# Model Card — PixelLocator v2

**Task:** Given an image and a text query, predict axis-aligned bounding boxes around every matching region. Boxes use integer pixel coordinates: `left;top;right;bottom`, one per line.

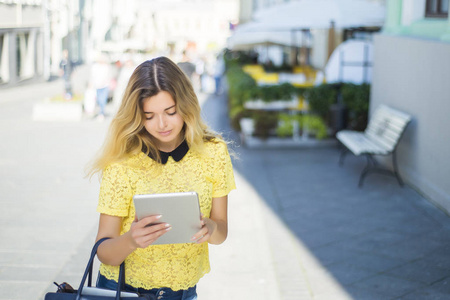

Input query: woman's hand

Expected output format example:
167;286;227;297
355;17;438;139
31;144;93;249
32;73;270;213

129;215;171;248
191;214;217;244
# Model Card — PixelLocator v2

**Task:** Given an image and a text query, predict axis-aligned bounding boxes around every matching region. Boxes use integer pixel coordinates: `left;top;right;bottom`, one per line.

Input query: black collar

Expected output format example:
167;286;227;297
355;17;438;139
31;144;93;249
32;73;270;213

145;140;189;164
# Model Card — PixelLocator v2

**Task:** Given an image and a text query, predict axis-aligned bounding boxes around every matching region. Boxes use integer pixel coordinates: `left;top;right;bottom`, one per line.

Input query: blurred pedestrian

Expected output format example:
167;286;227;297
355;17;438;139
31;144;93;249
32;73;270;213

213;53;225;95
195;56;207;92
112;55;136;114
87;56;236;300
59;49;73;100
177;50;196;82
83;83;97;117
89;53;111;121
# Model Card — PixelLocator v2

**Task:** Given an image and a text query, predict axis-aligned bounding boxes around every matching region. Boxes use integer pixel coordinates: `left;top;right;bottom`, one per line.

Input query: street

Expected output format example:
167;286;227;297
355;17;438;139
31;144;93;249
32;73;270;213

2;72;450;300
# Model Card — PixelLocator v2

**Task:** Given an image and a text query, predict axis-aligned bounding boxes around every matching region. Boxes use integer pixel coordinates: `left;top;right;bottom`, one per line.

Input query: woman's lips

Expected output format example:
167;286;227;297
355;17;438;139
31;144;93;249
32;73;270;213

158;130;172;136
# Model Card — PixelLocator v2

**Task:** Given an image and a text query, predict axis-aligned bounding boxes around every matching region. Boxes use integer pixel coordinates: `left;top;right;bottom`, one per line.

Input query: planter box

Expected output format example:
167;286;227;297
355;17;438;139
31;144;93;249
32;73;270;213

242;136;337;149
239;117;255;140
32;99;83;121
244;98;299;111
239;116;336;148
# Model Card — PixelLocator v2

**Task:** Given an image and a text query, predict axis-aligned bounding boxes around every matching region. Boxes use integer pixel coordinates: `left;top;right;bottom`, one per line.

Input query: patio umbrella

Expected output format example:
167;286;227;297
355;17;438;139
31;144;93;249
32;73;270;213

227;20;314;50
252;0;385;30
227;21;309;50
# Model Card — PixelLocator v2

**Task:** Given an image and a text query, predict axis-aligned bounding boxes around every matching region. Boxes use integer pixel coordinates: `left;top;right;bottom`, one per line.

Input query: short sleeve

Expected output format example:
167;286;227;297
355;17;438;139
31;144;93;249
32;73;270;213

97;163;132;217
212;142;236;198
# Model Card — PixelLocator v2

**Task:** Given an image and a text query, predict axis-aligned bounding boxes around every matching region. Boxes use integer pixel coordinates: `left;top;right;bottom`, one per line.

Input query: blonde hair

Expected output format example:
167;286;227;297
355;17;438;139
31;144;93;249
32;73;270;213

87;56;220;177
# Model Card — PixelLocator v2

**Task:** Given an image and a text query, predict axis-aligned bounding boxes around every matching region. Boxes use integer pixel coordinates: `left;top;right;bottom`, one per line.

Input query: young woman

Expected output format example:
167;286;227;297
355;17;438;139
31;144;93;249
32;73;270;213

88;56;236;300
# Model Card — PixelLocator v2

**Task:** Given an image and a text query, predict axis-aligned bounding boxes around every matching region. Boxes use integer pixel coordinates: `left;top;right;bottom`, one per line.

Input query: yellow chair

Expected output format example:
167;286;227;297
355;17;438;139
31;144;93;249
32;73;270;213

253;72;279;84
293;66;305;74
242;64;265;75
292;82;314;88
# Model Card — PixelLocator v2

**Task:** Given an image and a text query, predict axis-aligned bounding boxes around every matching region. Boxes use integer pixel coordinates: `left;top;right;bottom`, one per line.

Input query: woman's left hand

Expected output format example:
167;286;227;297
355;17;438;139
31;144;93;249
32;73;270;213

191;214;217;244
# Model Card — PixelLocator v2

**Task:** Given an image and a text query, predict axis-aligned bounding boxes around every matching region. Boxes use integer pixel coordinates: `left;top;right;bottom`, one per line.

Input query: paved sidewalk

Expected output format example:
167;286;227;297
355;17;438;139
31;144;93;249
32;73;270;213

0;78;108;299
201;91;450;299
1;71;450;300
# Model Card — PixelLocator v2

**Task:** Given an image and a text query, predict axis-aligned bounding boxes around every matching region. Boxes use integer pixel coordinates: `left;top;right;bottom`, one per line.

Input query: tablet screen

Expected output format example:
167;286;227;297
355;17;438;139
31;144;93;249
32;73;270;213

133;192;202;245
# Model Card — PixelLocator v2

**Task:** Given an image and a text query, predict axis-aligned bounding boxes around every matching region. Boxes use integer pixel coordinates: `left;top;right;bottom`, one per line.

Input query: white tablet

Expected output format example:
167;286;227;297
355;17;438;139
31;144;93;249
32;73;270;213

133;191;202;245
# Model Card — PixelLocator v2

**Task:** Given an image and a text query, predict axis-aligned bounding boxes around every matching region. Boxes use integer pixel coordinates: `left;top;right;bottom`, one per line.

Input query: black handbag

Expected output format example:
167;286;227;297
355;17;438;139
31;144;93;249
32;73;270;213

45;238;155;300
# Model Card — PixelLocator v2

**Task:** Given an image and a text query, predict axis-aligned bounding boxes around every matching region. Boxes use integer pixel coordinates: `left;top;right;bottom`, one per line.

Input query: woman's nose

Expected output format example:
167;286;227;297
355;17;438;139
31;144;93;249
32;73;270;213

157;115;167;128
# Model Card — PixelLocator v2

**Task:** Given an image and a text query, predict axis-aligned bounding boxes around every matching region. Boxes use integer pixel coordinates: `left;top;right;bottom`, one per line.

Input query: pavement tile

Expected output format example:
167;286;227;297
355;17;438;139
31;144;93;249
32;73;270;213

325;228;414;255
294;227;356;249
0;250;67;267
345;285;396;300
342;252;407;273
325;261;377;285
331;220;384;237
418;244;450;270
384;215;442;236
399;290;450;300
0;281;49;300
398;278;450;299
311;245;363;266
374;233;449;261
348;274;426;298
385;259;450;284
0;265;57;282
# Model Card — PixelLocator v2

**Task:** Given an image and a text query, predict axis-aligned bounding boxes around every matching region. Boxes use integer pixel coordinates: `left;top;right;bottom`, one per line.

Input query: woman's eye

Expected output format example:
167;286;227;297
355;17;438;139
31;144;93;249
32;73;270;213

168;111;177;116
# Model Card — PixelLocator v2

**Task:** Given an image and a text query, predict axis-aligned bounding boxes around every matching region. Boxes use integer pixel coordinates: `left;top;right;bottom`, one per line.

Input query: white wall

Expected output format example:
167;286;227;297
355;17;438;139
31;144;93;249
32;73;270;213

401;0;426;26
371;34;450;214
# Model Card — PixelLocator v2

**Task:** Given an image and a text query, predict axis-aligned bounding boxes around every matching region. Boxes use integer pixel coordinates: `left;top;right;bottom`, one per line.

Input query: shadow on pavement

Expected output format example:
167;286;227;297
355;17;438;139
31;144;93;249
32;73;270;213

201;92;450;300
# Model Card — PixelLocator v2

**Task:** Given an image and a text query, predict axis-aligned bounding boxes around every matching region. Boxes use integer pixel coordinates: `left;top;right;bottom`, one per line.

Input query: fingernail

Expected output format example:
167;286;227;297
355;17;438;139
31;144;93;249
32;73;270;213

156;215;162;219
165;223;170;227
166;226;172;231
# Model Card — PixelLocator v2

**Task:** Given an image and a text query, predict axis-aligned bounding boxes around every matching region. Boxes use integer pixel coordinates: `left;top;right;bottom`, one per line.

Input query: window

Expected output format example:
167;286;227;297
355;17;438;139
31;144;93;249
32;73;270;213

426;0;449;18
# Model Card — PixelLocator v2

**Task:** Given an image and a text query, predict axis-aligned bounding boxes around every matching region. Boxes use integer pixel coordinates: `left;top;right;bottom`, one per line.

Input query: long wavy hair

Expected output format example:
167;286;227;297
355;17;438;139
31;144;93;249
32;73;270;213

87;56;220;177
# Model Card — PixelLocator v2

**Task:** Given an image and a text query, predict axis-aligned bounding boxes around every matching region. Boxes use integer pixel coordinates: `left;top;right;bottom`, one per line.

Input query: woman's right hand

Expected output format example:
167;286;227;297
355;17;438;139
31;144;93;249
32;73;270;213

129;215;171;248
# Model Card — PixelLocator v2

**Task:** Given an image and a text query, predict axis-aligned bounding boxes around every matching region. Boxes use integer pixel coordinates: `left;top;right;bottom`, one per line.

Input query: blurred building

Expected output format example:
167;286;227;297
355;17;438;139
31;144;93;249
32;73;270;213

0;0;238;88
371;0;450;214
239;0;288;23
0;0;46;85
94;0;239;61
0;0;85;86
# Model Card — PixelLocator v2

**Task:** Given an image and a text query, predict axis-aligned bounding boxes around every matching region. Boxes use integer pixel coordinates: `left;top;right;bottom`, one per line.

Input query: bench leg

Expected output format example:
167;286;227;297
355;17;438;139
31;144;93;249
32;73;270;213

358;152;404;187
392;151;404;186
339;148;349;166
358;154;376;187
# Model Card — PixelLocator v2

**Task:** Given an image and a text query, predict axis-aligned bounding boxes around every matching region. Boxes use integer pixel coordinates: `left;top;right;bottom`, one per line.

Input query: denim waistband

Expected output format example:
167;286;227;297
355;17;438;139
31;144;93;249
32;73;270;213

96;272;197;300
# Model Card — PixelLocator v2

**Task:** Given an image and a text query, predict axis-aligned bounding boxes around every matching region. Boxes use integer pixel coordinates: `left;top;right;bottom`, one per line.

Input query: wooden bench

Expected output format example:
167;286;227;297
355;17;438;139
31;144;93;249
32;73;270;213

336;104;412;187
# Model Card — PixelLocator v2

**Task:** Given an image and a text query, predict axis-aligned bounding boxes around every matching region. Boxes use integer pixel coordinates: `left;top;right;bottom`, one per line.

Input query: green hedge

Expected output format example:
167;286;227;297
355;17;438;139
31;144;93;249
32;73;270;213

225;63;371;137
341;83;370;131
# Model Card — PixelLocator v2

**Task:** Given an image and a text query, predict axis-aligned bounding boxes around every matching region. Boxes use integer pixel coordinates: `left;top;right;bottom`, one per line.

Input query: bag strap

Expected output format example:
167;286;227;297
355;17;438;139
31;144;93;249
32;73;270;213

75;237;126;300
87;237;111;287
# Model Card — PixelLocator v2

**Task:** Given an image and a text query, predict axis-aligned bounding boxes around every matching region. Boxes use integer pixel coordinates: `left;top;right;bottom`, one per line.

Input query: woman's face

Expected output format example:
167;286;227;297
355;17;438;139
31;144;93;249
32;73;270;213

142;91;184;152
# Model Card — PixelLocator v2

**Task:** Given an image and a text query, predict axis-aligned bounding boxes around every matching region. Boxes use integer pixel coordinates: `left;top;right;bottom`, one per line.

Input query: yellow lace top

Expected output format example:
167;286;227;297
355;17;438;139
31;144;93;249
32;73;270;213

97;140;236;291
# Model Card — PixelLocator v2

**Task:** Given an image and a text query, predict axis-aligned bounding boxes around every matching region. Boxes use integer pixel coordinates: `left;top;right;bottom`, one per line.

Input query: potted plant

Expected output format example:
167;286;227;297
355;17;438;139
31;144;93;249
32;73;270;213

252;111;279;139
276;113;328;140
